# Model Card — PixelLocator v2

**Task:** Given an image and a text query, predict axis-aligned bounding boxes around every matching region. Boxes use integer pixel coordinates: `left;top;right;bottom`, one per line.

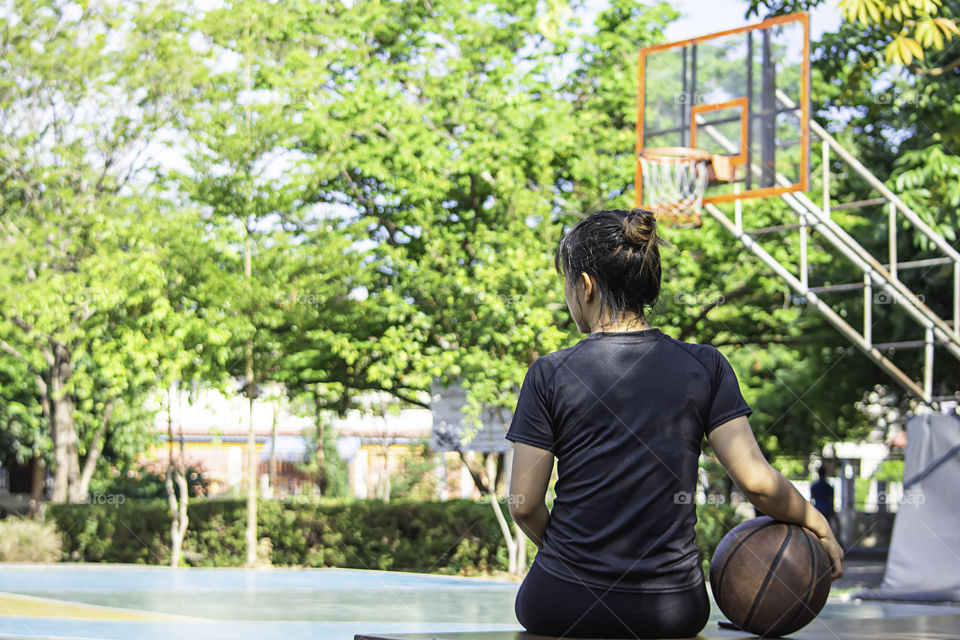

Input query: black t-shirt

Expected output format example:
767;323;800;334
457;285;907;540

505;328;752;592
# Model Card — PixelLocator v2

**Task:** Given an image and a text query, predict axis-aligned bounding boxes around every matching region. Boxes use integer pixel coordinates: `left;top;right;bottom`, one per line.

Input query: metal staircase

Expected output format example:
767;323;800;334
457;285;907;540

697;96;960;409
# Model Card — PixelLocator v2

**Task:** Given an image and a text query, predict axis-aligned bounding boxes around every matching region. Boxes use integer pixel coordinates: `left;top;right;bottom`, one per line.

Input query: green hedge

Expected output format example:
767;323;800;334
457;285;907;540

50;498;508;573
693;503;744;574
49;498;740;576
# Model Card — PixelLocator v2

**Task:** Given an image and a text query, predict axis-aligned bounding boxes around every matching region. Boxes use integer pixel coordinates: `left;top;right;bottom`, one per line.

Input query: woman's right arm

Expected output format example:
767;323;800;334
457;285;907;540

508;441;554;549
707;415;845;579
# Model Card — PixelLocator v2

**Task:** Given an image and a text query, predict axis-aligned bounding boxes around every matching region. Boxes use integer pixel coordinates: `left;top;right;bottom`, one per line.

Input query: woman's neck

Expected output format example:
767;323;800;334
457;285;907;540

591;318;651;333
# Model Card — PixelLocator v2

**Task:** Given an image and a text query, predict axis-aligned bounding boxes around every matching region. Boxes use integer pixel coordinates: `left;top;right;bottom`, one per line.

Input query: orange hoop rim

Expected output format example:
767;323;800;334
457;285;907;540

638;146;713;163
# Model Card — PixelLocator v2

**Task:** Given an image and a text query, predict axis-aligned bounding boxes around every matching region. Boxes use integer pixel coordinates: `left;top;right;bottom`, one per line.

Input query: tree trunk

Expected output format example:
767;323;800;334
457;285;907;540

315;391;326;495
504;447;528;576
75;426;104;501
458;450;489;496
75;399;113;501
475;448;525;575
245;348;257;567
494;451;507;495
166;385;189;568
29;459;45;514
243;222;259;567
50;343;79;504
381;439;391;503
489;490;517;574
267;401;277;498
514;522;527;575
485;452;498;495
167;468;189;568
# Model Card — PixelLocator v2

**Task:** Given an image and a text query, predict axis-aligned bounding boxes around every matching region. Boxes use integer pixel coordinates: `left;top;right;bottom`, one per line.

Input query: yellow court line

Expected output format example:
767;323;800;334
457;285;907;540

0;592;194;621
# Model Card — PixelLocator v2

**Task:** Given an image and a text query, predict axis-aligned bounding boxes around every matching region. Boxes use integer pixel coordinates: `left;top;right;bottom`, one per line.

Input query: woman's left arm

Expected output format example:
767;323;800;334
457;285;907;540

507;441;554;548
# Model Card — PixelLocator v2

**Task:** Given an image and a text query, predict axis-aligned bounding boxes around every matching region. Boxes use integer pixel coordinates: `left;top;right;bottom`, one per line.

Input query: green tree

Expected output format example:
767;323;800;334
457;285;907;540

148;203;240;566
751;0;958;65
0;0;204;502
277;0;685;573
174;0;344;565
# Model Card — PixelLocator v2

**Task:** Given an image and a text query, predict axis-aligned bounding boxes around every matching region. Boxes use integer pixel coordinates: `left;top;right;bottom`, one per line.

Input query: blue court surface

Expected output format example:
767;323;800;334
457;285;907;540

1;564;959;640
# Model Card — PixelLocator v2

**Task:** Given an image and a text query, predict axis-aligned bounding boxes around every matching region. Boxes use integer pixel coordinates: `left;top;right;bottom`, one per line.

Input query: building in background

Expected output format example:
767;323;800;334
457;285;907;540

143;386;484;500
144;385;313;495
329;394;481;500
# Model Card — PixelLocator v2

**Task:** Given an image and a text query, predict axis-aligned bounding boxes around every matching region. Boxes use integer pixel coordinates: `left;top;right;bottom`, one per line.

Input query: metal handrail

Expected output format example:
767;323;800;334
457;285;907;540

704;202;928;401
694;102;960;404
817;128;960;342
812;118;960;263
696;111;960;357
778;89;960;341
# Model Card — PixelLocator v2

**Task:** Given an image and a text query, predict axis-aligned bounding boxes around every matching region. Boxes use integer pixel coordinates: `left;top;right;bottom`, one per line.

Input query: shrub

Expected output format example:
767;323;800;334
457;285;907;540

695;502;744;576
50;498;741;577
389;439;438;501
92;465;209;499
49;497;507;575
0;517;63;562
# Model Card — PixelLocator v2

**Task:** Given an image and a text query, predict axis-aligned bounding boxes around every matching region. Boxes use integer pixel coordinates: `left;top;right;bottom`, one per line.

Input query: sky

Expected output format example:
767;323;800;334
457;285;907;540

662;0;843;42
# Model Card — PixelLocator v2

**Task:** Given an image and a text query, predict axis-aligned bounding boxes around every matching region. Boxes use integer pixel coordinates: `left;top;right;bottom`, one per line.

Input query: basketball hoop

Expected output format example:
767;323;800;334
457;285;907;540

635;12;810;217
638;147;712;221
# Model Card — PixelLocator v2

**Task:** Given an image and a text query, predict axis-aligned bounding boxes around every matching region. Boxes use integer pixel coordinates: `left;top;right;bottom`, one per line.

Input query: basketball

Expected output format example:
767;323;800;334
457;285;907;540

709;517;832;637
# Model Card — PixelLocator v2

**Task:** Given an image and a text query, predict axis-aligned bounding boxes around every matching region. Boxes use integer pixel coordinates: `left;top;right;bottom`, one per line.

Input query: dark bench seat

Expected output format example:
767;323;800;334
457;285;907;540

355;611;960;640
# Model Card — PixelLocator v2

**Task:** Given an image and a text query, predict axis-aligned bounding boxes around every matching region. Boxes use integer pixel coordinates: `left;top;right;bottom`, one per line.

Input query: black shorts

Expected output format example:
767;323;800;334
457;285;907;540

514;560;710;639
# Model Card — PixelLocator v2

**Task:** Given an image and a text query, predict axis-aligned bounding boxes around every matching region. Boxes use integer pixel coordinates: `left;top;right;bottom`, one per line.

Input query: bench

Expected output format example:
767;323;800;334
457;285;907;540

354;611;960;639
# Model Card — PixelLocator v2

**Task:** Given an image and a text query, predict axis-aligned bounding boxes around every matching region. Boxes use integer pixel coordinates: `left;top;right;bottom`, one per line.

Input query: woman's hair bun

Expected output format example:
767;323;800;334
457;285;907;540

622;208;657;247
554;207;669;317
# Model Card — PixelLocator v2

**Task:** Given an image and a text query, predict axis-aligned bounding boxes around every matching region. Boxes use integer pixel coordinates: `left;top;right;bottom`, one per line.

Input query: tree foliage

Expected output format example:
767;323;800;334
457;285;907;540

0;0;209;501
750;0;959;65
5;0;954;508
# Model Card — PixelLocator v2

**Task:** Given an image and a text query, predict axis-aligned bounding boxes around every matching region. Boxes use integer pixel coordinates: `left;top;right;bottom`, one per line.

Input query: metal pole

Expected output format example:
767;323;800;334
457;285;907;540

699;105;960;360
889;201;898;281
822;139;830;219
761;31;776;188
955;261;959;339
786;188;960;360
864;272;872;347
800;210;808;289
734;182;742;233
924;326;935;403
681;47;688;146
781;191;960;361
747;31;754;192
778;88;960;264
812;117;960;263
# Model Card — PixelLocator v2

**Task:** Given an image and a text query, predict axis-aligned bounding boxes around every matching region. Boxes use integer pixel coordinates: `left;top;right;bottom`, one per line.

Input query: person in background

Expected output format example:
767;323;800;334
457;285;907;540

810;468;838;535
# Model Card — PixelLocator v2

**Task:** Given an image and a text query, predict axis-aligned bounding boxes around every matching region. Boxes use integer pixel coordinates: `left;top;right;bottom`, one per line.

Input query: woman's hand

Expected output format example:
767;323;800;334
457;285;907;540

817;532;844;580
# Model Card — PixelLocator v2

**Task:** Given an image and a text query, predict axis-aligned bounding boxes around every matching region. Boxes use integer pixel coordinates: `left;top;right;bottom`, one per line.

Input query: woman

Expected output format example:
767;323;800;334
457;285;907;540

506;208;843;639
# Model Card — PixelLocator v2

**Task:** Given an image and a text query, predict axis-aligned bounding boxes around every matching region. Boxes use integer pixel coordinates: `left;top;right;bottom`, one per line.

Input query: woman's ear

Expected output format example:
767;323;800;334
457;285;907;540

579;271;595;304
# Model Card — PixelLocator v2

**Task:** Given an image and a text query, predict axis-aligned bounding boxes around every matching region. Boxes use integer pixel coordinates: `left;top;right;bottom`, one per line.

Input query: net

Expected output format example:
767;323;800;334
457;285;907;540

638;147;711;220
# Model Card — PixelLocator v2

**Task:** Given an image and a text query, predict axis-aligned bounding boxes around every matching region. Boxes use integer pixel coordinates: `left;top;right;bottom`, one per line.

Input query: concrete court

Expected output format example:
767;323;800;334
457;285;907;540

0;564;957;640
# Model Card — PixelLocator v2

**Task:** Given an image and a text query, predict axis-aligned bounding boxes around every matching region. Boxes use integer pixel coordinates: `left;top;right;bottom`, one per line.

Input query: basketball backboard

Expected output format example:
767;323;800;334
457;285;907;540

635;12;810;214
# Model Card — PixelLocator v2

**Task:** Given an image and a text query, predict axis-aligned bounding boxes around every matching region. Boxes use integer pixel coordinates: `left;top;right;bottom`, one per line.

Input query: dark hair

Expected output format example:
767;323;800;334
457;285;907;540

554;208;668;324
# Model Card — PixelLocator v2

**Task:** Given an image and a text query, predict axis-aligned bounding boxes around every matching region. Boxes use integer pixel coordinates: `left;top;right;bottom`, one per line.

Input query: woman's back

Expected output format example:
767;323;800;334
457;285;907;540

506;208;840;639
506;327;752;592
